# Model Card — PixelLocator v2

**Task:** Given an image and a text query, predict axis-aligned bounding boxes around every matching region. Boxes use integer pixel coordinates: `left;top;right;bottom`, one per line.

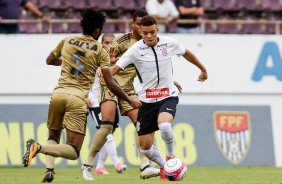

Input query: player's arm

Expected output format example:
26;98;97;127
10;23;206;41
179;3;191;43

174;81;183;93
182;49;207;82
102;68;141;108
46;52;62;66
110;65;122;75
46;39;65;66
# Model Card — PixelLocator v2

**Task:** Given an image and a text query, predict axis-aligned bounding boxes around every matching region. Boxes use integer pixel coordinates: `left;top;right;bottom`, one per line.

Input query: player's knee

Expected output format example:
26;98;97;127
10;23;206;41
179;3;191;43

158;122;174;143
68;144;80;160
100;121;114;134
47;138;59;144
140;146;154;159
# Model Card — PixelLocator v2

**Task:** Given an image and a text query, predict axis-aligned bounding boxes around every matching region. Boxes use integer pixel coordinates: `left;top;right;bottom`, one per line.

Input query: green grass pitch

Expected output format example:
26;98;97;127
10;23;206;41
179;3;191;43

0;166;281;184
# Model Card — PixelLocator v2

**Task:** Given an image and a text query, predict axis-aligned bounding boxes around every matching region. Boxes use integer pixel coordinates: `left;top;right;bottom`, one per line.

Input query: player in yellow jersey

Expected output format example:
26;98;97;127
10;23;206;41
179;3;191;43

83;9;182;180
21;8;141;183
82;9;160;180
88;33;127;175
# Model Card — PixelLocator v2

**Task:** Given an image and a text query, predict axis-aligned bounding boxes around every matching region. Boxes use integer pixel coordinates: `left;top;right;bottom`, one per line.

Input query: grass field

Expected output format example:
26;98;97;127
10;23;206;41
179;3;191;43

0;166;281;184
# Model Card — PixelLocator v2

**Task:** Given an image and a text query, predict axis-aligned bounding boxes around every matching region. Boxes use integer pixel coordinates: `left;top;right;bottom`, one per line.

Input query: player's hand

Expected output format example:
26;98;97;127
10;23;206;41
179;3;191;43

109;46;119;64
86;99;92;108
129;99;142;109
41;16;50;23
96;67;103;77
198;70;208;82
174;81;183;93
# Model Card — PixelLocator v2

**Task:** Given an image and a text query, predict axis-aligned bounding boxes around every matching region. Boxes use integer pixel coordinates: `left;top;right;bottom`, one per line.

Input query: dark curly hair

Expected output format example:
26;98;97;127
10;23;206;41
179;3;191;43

80;8;106;35
140;15;157;26
132;9;148;22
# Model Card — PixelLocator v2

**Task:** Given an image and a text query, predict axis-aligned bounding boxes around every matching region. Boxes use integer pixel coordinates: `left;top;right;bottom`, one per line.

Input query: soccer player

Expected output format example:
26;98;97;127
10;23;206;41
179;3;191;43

88;33;127;175
81;9;160;180
22;8;141;183
111;15;207;180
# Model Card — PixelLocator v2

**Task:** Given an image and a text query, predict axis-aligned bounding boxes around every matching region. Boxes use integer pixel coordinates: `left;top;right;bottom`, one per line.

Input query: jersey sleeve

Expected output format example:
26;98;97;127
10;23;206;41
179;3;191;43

52;38;66;58
99;48;111;69
169;37;185;57
116;47;136;70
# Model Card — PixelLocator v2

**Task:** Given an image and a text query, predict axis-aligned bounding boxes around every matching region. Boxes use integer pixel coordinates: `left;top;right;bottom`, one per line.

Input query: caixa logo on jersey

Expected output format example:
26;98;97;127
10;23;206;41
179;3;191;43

214;111;251;165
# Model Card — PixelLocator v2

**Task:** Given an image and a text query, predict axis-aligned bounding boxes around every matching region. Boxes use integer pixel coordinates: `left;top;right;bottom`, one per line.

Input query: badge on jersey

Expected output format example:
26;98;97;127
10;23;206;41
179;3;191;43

160;47;168;56
146;88;169;98
214;111;251;165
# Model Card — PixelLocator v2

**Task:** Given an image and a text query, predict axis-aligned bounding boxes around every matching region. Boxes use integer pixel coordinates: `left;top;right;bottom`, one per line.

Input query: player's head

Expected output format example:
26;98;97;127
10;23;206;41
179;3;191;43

101;33;115;50
131;9;148;36
80;8;106;40
139;15;159;47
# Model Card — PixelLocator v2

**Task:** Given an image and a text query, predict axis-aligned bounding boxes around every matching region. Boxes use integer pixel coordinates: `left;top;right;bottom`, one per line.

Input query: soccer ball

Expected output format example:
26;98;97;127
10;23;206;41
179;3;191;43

163;158;187;181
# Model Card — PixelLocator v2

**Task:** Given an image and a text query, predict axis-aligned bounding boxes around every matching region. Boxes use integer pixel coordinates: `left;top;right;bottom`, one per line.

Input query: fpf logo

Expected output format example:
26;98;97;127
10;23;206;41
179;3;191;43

214;111;252;165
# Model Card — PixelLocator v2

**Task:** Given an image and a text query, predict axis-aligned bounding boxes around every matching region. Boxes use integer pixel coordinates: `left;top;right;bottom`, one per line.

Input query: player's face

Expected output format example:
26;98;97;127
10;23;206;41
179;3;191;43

102;37;114;50
132;17;143;36
140;24;159;47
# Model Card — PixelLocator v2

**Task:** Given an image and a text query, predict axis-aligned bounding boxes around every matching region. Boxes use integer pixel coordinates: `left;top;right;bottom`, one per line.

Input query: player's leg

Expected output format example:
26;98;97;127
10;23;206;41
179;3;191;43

22;93;86;166
82;99;115;179
137;101;166;180
126;108;160;179
41;129;61;183
139;133;165;167
95;145;109;174
119;93;160;179
157;97;179;161
88;107;110;174
104;108;127;173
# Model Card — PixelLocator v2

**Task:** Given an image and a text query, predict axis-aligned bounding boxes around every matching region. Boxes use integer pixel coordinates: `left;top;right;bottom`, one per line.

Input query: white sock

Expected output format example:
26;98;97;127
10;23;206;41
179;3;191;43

140;145;165;168
158;122;175;157
104;134;120;167
135;133;150;169
96;145;108;168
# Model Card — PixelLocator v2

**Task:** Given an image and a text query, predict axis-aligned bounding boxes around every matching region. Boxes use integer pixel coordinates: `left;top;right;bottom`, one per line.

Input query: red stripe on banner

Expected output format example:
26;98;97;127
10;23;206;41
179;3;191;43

215;112;249;133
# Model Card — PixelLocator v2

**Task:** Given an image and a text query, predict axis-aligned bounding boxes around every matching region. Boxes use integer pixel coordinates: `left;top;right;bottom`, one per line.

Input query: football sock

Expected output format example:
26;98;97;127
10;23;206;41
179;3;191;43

135;132;150;169
104;134;120;167
96;145;107;168
85;124;113;165
45;139;57;169
140;145;166;168
39;144;77;160
158;122;175;157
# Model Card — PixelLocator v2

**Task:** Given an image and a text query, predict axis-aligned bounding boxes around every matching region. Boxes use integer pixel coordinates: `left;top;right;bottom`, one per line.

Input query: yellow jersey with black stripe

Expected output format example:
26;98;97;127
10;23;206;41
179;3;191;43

52;35;110;100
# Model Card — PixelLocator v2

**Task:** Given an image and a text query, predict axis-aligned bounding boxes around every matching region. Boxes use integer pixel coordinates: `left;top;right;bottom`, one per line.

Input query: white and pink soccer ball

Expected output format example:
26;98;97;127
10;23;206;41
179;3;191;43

163;158;188;181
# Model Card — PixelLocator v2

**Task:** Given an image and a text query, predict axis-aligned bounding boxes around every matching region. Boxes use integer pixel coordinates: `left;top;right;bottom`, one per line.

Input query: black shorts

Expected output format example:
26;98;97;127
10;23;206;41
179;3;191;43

136;96;179;136
89;107;119;129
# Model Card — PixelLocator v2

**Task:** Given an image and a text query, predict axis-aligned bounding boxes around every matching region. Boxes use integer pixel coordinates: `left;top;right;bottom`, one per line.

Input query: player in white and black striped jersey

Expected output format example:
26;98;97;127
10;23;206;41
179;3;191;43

112;15;208;180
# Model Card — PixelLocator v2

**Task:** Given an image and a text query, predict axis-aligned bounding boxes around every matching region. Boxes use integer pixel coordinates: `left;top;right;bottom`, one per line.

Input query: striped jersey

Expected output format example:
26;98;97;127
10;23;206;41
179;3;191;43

116;36;185;103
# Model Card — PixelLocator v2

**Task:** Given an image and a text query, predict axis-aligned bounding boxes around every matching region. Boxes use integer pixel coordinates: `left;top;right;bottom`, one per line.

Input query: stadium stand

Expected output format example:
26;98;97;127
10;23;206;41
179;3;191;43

217;15;241;34
65;0;87;10
37;0;66;10
2;0;282;34
241;15;266;34
19;14;40;33
114;0;137;11
88;0;116;10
